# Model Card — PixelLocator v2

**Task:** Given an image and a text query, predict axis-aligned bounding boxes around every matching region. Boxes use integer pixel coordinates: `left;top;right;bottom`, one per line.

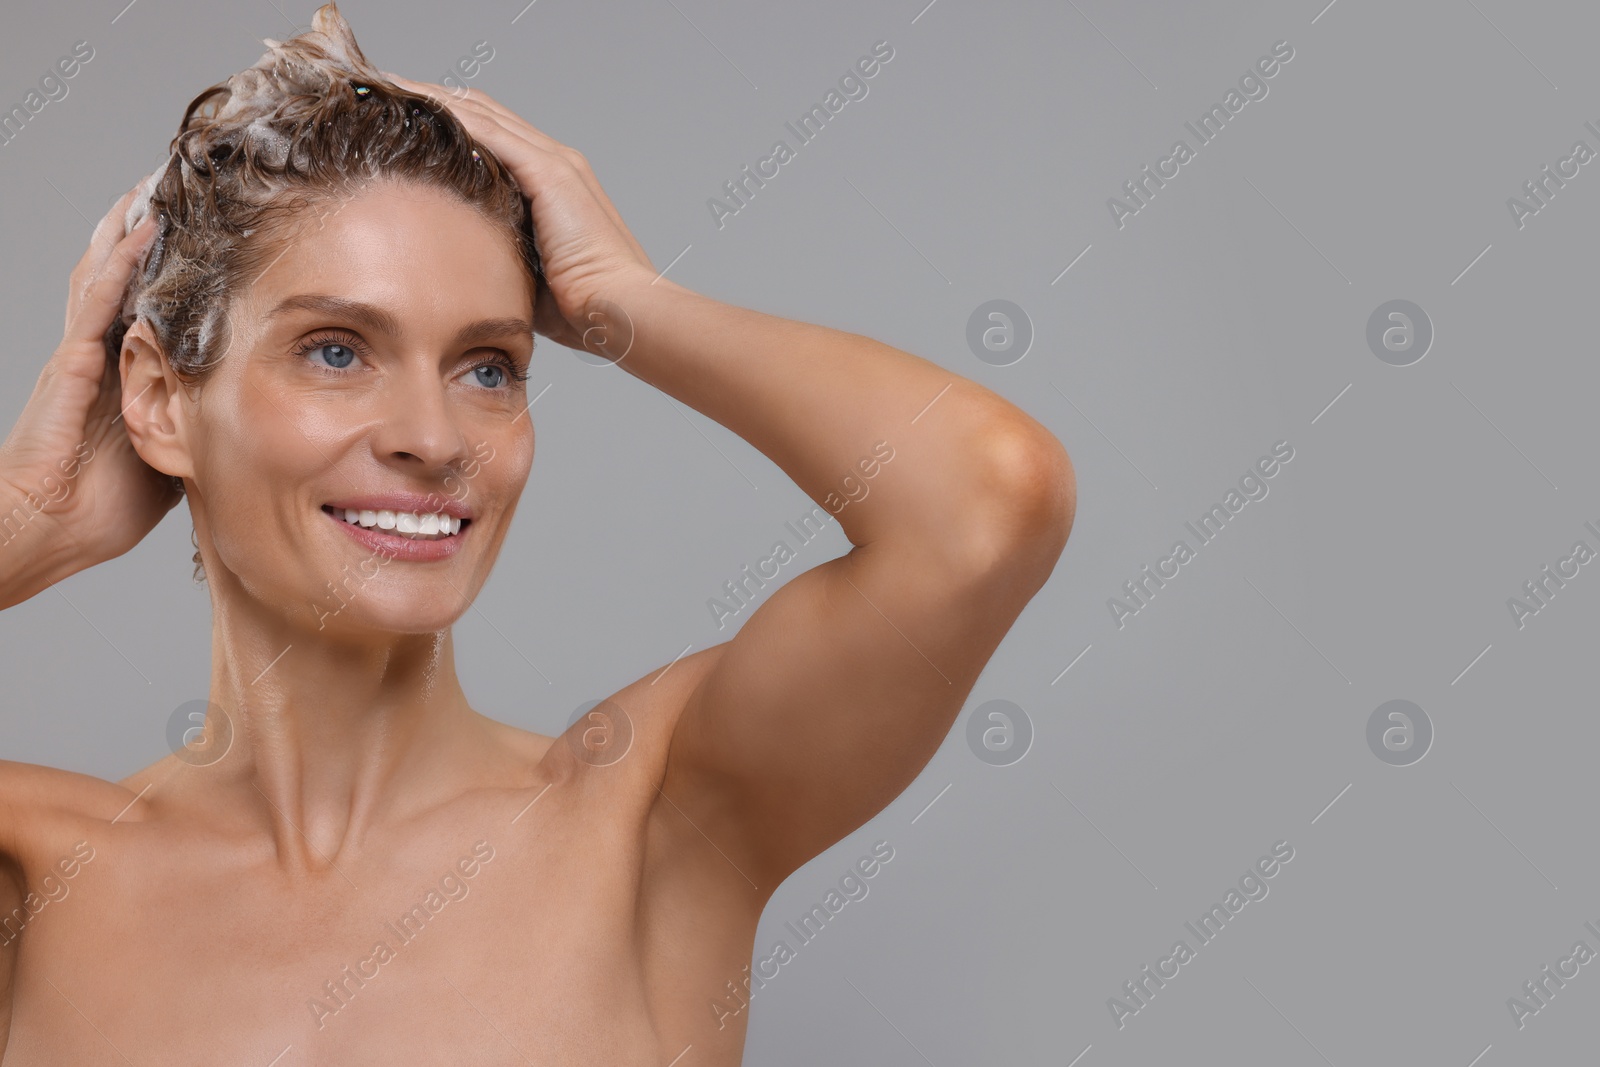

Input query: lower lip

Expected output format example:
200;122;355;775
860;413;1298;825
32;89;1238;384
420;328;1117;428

322;507;470;562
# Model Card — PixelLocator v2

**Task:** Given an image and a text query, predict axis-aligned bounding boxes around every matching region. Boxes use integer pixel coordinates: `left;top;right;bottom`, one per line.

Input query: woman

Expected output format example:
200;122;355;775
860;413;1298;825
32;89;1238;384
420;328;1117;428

0;4;1073;1063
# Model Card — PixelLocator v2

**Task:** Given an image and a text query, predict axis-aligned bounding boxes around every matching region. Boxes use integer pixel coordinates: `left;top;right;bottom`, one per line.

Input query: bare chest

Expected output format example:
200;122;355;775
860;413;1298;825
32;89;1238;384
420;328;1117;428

5;786;760;1066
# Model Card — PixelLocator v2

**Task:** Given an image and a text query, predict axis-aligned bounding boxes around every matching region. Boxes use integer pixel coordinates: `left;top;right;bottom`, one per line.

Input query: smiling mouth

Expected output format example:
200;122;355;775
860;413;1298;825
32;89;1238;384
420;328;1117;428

321;505;470;541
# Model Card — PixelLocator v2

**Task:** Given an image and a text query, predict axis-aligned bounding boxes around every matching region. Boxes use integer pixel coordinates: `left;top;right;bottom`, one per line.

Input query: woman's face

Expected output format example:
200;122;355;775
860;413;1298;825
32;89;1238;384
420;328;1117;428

178;178;537;636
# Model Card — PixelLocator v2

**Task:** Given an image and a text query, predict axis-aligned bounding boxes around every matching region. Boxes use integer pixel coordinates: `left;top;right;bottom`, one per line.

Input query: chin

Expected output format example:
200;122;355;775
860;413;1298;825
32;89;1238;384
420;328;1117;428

304;581;472;637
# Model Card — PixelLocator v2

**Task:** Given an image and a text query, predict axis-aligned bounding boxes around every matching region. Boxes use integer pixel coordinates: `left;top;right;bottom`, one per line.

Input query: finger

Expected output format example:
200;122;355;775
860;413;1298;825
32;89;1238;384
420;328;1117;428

402;87;653;269
427;91;652;269
61;216;157;358
66;184;145;333
73;186;143;289
382;72;652;269
450;106;644;256
386;72;573;158
382;71;579;170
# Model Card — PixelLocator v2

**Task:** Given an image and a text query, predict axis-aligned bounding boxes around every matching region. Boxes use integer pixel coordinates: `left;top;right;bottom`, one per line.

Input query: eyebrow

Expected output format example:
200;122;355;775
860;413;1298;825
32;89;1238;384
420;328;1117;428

267;294;534;349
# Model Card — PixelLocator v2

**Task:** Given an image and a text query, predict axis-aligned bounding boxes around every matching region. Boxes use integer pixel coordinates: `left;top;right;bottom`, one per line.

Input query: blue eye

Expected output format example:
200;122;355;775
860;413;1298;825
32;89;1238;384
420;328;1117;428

307;343;357;369
462;356;525;389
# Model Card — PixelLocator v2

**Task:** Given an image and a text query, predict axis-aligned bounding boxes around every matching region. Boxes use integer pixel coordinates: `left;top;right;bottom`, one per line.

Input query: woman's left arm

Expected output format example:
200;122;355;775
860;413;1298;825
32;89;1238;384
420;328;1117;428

606;275;1075;886
392;76;1076;888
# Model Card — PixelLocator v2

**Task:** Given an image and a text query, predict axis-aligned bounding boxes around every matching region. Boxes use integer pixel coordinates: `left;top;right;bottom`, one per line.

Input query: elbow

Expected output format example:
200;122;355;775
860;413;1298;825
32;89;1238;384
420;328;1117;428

962;420;1077;581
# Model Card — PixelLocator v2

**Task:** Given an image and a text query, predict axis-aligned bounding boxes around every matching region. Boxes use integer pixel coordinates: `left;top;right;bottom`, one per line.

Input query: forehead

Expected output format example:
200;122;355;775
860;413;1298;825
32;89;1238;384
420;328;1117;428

235;178;533;326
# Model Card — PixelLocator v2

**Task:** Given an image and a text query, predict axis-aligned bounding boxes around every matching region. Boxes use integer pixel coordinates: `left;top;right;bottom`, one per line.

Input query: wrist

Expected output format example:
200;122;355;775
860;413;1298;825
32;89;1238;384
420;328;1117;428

0;518;70;607
601;266;695;312
0;479;81;608
574;270;691;365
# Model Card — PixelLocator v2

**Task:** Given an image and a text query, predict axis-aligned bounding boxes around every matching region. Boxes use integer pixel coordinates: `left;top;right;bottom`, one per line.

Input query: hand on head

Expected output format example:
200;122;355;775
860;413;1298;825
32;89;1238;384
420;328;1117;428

0;182;184;577
380;71;660;352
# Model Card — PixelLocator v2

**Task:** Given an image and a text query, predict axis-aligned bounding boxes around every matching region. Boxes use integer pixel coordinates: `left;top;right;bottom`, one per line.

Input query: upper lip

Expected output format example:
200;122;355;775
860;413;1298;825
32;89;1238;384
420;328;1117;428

322;493;474;520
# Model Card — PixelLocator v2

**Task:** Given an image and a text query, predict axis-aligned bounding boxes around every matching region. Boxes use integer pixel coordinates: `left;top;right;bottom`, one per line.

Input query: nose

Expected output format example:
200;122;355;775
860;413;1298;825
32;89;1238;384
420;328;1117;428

368;364;473;473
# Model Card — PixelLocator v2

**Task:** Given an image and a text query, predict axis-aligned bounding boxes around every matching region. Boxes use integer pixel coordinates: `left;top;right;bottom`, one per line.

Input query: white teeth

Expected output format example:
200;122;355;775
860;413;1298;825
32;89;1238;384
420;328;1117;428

327;506;463;540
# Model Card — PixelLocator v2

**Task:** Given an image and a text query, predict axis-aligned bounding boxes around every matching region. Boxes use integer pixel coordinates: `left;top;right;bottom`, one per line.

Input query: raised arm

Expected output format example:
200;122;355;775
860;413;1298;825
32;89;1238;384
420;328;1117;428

384;76;1075;890
614;279;1073;883
0;184;180;610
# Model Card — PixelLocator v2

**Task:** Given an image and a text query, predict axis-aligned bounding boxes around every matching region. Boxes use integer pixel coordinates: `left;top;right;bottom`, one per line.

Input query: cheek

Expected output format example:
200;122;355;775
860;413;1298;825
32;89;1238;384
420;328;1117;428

460;420;533;508
191;373;347;559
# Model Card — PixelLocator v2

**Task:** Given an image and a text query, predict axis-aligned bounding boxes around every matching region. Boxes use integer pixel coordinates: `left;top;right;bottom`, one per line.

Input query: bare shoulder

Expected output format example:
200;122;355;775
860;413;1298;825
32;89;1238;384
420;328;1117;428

588;645;730;788
0;759;138;853
467;647;731;835
0;759;128;1052
0;758;142;908
526;644;737;861
581;644;776;904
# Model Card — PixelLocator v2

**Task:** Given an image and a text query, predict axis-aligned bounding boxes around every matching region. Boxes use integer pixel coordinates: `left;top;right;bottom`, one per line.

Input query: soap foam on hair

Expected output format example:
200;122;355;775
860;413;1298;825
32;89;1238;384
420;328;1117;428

120;1;381;241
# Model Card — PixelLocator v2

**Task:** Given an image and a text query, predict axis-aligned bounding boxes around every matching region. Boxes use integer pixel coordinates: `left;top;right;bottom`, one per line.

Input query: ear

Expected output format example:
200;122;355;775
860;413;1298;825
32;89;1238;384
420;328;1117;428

119;318;195;480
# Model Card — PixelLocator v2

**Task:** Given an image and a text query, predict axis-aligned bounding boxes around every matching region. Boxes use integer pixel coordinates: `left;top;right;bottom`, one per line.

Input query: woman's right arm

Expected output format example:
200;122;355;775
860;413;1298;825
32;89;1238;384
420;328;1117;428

0;183;180;611
0;185;179;1055
0;514;71;612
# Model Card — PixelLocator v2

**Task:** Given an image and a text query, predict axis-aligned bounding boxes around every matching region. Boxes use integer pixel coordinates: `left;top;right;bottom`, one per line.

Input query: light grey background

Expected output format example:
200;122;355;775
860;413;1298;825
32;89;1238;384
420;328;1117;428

3;0;1597;1063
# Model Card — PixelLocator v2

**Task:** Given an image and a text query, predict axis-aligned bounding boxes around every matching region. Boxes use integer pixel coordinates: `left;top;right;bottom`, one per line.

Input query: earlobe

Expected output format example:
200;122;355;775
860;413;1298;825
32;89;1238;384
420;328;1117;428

119;320;195;480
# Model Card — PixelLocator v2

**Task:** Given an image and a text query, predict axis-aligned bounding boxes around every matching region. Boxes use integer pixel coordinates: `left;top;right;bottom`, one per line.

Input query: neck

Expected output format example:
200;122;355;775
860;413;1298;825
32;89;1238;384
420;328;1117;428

182;580;494;873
